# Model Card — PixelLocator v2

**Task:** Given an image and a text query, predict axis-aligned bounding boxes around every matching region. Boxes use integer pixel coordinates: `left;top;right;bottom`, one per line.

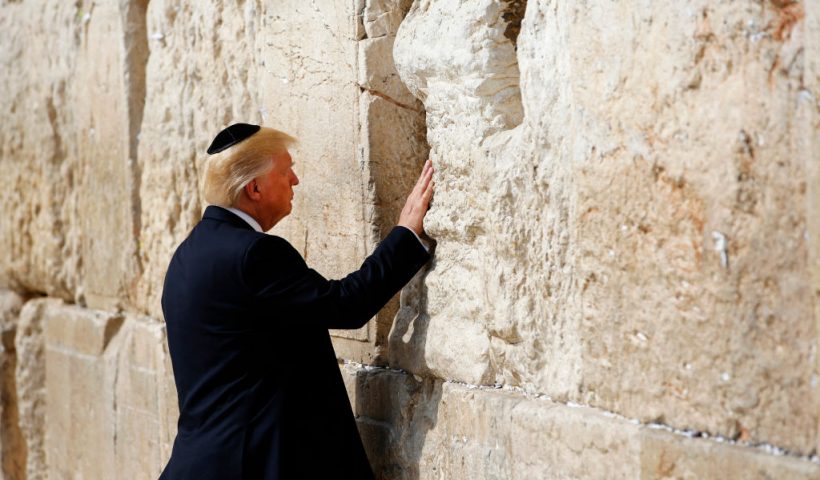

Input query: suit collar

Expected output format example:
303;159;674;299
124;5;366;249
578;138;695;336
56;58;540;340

202;205;255;231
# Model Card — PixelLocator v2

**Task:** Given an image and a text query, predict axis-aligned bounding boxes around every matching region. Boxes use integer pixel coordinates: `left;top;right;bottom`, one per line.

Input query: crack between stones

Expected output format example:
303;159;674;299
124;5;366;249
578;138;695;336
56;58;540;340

120;0;150;293
358;86;422;113
342;360;820;465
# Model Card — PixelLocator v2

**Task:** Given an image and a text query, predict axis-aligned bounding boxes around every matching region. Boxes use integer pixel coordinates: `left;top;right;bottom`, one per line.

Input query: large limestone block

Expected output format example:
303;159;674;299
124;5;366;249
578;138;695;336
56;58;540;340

0;291;24;480
801;0;820;457
0;2;85;299
136;0;426;365
8;298;179;479
71;0;147;311
342;364;820;480
640;429;820;480
535;0;816;453
0;0;147;309
114;317;178;478
38;301;177;479
394;0;818;452
43;301;123;480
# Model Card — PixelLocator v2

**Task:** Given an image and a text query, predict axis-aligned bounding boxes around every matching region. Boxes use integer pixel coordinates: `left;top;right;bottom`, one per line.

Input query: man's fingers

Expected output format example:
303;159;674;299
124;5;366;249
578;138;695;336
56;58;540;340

411;160;434;198
421;179;434;206
416;160;433;186
419;165;433;194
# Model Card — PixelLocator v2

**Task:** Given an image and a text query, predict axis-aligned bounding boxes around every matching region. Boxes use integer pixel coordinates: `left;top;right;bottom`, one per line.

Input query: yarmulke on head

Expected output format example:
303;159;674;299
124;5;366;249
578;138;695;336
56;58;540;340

207;123;262;154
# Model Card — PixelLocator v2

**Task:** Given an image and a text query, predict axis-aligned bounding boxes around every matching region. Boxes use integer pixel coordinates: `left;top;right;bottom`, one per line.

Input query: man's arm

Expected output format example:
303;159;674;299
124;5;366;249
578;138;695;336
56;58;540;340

243;227;430;329
245;158;436;329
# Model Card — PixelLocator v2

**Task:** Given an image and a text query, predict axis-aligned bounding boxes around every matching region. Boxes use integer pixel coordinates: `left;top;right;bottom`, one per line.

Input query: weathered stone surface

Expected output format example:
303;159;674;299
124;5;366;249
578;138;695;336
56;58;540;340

43;301;122;479
134;0;261;319
0;0;147;310
393;0;522;386
566;1;816;452
801;0;820;458
15;298;62;480
40;300;177;479
640;429;820;480
342;363;820;480
0;291;24;480
72;0;147;311
0;2;84;299
394;0;818;452
1;0;819;478
114;317;178;478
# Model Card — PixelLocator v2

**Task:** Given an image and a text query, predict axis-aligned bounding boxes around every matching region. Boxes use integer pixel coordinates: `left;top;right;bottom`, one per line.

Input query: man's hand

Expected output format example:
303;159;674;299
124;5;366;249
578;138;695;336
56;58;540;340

398;159;435;235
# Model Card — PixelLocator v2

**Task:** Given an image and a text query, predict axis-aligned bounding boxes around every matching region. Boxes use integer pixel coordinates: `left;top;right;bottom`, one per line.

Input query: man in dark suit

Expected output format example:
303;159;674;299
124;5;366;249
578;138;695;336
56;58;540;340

159;123;435;479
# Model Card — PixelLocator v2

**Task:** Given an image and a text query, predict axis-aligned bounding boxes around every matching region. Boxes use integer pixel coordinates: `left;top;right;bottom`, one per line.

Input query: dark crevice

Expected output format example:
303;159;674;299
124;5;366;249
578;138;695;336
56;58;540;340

1;327;25;480
358;86;423;113
501;0;527;49
121;0;150;277
102;315;125;352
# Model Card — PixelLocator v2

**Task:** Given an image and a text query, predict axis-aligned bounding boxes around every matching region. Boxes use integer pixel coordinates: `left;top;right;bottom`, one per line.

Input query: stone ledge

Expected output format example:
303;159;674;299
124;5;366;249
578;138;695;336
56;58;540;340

340;362;820;480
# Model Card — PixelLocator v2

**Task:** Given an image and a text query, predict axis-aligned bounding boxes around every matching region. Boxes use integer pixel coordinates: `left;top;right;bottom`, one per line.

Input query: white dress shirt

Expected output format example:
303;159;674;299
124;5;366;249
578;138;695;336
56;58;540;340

224;206;263;233
216;205;429;252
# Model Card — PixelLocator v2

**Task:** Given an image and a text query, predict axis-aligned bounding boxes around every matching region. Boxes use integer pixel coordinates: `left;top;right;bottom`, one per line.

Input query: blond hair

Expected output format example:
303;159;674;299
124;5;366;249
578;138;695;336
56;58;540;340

202;127;297;207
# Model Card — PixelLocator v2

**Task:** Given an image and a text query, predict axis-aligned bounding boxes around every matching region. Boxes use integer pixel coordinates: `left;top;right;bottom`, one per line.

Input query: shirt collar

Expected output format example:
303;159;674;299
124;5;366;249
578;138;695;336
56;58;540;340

220;206;264;233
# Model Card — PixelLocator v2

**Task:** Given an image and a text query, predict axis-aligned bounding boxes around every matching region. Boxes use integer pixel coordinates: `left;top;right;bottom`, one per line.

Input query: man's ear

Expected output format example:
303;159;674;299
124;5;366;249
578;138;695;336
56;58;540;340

245;180;261;199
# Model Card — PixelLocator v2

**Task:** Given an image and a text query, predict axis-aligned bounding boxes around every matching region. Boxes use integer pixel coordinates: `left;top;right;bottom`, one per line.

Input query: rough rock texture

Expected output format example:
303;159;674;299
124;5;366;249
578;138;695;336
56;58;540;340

341;363;820;480
15;299;61;480
393;0;819;453
800;0;820;458
0;2;83;299
0;0;146;311
40;301;176;479
44;302;123;478
0;0;819;478
113;317;177;478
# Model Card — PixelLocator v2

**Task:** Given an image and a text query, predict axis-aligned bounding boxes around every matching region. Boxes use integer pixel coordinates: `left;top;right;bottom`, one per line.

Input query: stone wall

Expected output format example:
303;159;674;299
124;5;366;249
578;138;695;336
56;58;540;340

0;0;817;479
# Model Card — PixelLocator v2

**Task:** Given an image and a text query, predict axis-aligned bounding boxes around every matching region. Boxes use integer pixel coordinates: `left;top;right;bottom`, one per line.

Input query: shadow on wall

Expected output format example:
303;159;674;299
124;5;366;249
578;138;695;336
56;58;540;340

356;262;443;480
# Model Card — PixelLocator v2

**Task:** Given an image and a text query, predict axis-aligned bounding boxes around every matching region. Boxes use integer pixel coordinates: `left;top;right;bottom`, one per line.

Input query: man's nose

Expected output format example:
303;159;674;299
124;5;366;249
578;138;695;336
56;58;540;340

291;172;299;186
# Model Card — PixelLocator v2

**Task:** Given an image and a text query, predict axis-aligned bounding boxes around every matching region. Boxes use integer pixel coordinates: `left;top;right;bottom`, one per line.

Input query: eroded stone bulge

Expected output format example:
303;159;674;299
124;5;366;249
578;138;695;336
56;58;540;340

394;0;818;453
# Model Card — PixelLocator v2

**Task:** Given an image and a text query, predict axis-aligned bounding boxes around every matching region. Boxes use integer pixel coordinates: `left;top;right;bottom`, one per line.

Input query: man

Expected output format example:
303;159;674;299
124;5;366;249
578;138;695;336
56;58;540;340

159;123;435;479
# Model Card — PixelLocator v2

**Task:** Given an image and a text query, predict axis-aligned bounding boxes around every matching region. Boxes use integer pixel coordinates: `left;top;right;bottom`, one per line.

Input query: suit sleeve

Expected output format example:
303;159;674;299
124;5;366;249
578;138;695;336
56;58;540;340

243;226;431;329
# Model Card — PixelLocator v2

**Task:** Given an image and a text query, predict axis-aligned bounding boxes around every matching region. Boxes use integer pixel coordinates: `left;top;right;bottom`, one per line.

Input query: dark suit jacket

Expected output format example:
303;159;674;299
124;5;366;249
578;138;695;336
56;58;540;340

159;205;430;479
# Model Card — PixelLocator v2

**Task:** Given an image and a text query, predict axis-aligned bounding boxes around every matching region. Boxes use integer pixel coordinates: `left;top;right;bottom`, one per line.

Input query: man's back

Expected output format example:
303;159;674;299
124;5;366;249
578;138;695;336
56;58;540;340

159;205;430;479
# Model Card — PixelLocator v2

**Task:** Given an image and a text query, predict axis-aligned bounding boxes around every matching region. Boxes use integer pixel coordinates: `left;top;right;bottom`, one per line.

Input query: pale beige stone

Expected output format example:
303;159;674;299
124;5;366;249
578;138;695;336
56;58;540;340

640;429;820;480
72;0;147;311
0;0;147;309
0;2;84;299
15;298;63;480
394;0;818;452
802;0;820;457
342;363;820;480
134;0;263;319
43;301;123;480
1;0;819;477
114;317;178;478
40;301;177;479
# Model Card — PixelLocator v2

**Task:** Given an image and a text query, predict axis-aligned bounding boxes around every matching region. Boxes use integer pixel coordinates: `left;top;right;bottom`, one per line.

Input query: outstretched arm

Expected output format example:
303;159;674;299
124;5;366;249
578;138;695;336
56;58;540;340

244;160;436;329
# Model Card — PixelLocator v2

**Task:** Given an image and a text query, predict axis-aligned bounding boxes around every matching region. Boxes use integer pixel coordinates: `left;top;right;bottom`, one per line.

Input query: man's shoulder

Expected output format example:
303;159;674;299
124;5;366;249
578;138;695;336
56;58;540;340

244;232;302;260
